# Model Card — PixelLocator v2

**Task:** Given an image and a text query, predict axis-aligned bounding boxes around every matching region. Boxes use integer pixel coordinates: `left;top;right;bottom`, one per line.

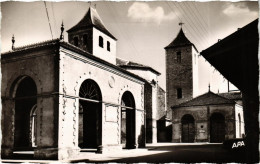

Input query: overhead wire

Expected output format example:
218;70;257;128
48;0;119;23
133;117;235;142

185;2;210;44
107;2;141;58
167;2;206;49
191;2;209;31
167;2;207;50
43;1;53;39
181;4;210;48
166;1;182;22
51;2;58;37
177;2;209;48
188;2;221;80
166;1;222;88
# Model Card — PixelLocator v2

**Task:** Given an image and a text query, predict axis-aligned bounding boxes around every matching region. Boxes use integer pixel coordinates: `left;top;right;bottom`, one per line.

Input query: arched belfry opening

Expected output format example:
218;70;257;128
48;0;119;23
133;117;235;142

78;79;102;149
181;114;195;143
13;76;37;150
121;91;136;149
210;113;225;143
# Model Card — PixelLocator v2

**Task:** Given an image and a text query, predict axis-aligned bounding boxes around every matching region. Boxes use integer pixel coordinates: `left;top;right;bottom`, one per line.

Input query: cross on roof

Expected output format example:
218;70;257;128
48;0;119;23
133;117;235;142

179;22;184;27
88;2;97;9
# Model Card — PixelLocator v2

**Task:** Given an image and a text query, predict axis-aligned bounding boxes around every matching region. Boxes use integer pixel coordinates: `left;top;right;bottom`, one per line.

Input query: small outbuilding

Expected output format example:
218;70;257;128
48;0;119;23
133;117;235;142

171;91;244;143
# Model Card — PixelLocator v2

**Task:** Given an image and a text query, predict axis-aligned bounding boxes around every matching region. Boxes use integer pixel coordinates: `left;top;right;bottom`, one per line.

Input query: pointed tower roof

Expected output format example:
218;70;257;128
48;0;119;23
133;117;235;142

67;7;116;40
165;28;197;51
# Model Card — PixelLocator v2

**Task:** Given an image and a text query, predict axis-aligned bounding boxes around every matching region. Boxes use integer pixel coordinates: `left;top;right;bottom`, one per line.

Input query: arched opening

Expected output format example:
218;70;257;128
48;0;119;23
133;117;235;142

74;36;79;47
210;113;225;143
107;41;110;51
177;51;181;63
30;105;37;148
121;91;136;149
99;36;103;48
78;79;102;149
181;114;195;143
83;34;88;46
13;76;37;150
238;113;241;138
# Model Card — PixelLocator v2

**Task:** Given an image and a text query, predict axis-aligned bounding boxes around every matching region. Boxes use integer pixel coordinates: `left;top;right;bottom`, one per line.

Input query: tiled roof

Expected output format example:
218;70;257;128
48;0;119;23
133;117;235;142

172;91;235;108
218;92;242;101
165;28;198;52
2;39;60;55
116;58;161;75
165;28;190;48
67;7;116;40
2;39;147;83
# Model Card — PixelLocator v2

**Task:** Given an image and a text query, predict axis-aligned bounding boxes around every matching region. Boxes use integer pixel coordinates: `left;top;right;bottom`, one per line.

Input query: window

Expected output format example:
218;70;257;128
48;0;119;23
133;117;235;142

74;37;79;47
177;88;182;99
83;34;88;45
177;51;181;63
107;41;110;51
99;36;103;48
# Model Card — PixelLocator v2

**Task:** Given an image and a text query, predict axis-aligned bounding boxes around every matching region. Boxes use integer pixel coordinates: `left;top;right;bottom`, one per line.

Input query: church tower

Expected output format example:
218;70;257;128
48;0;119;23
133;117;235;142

165;27;199;120
67;7;117;65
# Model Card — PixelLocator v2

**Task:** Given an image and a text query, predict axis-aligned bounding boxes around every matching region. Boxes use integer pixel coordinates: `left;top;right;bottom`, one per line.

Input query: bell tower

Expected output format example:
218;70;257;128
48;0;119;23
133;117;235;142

67;7;117;65
165;25;199;120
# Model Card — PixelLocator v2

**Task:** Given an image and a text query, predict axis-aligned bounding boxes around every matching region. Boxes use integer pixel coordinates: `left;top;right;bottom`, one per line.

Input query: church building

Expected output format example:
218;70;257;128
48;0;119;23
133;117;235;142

165;27;199;122
165;26;245;143
171;90;244;143
1;7;166;160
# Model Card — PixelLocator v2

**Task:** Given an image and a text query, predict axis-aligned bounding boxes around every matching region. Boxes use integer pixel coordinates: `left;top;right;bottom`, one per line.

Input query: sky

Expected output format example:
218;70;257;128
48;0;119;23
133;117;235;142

1;1;259;94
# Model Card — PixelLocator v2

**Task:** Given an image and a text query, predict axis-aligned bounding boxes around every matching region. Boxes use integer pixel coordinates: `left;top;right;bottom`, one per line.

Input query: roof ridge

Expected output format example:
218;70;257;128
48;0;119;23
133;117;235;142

210;91;235;101
172;91;235;108
67;7;116;40
2;38;60;55
165;28;193;49
118;59;161;75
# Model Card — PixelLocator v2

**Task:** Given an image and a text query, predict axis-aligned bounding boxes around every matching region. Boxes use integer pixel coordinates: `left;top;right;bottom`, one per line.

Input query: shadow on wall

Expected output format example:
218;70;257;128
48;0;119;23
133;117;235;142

138;125;146;148
157;121;172;142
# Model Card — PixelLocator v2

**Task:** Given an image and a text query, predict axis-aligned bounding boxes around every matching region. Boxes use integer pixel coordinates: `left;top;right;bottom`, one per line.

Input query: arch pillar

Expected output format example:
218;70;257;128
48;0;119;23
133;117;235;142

1;99;15;158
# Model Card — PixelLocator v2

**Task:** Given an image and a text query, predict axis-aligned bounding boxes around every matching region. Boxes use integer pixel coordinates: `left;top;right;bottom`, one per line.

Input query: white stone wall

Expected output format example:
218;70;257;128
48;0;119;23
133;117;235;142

235;104;245;138
58;47;145;159
92;28;117;65
192;46;199;98
125;69;160;143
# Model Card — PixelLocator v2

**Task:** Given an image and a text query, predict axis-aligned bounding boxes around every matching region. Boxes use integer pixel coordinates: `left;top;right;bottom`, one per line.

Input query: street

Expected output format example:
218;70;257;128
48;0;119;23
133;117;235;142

1;143;246;163
71;143;246;163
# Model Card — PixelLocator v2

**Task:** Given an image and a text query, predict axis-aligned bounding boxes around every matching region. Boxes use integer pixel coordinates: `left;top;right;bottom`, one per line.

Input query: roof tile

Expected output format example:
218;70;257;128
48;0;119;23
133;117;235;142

165;28;192;49
67;7;116;40
172;91;235;108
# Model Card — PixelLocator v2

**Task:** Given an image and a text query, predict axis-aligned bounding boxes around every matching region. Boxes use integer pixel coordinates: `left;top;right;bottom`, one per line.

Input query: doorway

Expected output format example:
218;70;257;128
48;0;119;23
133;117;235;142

78;79;102;149
210;113;225;143
13;76;37;150
181;114;195;143
121;91;136;149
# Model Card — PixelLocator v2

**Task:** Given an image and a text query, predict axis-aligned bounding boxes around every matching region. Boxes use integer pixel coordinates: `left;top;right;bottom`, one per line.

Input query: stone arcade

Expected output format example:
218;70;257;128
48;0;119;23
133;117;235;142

1;7;166;160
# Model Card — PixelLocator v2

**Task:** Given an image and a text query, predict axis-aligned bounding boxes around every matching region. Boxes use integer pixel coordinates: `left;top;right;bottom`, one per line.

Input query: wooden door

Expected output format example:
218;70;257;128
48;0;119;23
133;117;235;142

210;113;225;143
181;115;195;143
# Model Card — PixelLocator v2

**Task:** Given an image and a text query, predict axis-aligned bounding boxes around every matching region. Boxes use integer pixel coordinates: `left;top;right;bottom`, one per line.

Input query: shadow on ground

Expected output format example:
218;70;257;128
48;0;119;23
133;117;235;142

72;144;246;163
